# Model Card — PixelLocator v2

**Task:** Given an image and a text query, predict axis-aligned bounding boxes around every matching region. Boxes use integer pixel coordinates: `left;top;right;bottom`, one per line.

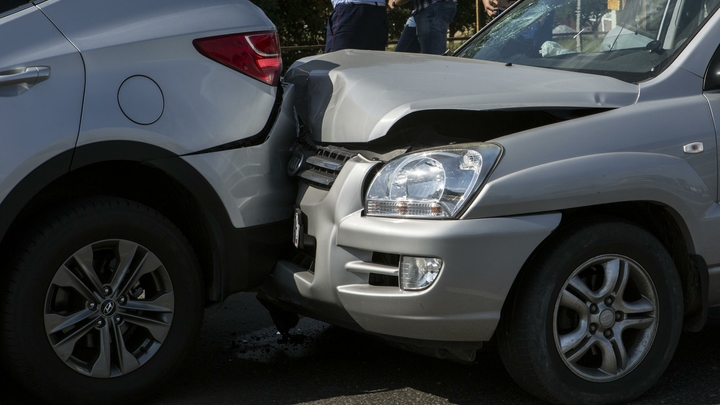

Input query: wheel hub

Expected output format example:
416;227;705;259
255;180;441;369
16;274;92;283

598;309;615;328
100;300;117;317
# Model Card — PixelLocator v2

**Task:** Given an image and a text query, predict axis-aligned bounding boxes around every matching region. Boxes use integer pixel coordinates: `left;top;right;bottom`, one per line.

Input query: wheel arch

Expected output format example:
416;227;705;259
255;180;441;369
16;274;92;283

500;201;707;337
0;141;235;304
496;213;685;404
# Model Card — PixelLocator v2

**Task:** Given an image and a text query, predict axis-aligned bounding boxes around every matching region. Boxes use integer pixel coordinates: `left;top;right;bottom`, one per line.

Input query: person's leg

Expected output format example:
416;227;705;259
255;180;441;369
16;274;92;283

360;5;388;50
325;7;337;53
326;4;387;52
326;4;354;52
415;2;457;55
395;24;420;52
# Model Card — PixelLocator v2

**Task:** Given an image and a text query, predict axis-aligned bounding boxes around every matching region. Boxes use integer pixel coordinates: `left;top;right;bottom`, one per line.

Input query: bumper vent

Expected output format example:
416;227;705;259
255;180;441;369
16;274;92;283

299;146;356;188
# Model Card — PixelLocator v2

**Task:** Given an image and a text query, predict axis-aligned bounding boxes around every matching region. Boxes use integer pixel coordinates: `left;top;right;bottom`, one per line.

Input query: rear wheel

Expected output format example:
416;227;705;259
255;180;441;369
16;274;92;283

498;219;683;405
1;197;204;404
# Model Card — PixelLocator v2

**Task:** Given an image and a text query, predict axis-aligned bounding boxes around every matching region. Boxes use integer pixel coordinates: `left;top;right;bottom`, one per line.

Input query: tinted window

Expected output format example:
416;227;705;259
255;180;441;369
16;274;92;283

1;0;31;15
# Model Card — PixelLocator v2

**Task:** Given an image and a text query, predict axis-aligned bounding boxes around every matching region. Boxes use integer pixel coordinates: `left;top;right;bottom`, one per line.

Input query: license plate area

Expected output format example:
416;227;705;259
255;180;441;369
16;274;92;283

293;207;304;249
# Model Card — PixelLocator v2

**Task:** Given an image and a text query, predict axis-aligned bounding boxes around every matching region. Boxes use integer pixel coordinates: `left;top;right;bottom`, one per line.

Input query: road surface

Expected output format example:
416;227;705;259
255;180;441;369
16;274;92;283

6;293;720;404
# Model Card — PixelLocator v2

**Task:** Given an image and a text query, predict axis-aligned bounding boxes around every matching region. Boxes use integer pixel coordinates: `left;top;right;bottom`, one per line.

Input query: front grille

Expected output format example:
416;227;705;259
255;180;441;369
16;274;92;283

299;146;356;189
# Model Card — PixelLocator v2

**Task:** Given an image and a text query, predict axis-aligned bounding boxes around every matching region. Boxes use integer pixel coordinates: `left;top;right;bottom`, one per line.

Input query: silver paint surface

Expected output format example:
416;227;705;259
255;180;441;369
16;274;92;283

0;6;83;203
285;50;639;143
266;3;720;343
39;0;278;154
1;0;294;236
182;85;297;228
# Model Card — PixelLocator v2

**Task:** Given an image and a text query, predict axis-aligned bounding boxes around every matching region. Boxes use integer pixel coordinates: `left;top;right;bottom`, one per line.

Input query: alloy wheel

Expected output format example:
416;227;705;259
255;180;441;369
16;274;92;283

552;255;658;382
44;239;174;378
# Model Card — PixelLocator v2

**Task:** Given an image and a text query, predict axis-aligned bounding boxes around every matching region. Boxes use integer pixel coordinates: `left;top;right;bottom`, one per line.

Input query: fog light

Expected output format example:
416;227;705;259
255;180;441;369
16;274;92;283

400;257;442;290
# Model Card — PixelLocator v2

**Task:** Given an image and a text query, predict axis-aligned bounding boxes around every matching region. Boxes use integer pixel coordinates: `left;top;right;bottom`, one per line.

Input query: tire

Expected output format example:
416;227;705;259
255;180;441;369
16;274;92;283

1;197;204;405
497;219;683;405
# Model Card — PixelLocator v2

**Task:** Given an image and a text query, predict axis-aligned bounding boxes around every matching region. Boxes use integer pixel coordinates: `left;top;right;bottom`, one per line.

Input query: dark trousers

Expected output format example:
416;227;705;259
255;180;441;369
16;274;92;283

325;3;388;53
395;24;421;53
415;1;457;55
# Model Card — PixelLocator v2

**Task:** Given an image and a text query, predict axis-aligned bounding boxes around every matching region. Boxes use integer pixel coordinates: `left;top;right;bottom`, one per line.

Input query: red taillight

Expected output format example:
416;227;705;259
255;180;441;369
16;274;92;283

193;31;282;86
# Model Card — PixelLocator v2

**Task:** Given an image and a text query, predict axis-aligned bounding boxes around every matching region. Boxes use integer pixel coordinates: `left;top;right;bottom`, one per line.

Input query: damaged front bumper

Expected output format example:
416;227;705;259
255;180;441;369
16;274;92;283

260;155;561;344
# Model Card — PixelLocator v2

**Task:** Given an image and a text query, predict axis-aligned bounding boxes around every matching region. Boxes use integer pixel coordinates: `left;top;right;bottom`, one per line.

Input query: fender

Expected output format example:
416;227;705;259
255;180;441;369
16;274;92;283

0;141;289;301
0;142;177;246
71;141;233;300
467;151;720;327
72;141;291;299
468;151;715;225
70;140;176;170
466;152;720;259
0;150;73;244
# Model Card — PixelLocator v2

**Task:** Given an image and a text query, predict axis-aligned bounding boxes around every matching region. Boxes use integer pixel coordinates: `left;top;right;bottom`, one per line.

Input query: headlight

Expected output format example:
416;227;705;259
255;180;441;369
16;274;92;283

365;143;502;219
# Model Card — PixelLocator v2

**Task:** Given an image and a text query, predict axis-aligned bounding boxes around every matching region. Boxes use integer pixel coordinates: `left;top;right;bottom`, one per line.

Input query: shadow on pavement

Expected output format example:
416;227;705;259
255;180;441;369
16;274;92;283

5;293;720;405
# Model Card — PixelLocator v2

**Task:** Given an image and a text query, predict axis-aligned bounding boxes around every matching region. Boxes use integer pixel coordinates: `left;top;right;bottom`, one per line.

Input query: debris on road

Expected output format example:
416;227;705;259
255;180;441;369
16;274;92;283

233;318;330;363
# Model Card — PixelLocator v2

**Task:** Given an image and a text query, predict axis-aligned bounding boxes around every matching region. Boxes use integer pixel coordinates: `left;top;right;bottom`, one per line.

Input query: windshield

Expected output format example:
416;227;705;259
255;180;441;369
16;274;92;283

455;0;720;82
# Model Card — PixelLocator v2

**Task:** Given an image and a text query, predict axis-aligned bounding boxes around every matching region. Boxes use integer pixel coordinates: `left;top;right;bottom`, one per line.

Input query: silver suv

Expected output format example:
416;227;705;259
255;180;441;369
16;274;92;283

260;0;720;403
1;1;295;403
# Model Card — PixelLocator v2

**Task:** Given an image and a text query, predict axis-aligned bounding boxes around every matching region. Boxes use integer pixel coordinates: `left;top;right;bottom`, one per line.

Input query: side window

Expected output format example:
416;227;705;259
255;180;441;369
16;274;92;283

1;1;31;16
617;0;668;37
705;44;720;92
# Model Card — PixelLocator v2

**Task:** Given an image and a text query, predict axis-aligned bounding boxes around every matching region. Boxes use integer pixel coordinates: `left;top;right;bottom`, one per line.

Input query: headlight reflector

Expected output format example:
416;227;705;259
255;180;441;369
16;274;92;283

365;144;501;218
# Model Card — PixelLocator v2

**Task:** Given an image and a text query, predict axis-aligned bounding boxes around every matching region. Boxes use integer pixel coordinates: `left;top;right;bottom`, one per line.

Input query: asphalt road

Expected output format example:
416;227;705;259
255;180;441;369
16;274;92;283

6;293;720;405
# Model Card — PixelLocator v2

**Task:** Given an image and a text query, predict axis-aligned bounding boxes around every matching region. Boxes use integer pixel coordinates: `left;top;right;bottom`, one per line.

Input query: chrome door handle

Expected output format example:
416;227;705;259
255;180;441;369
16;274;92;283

0;66;50;87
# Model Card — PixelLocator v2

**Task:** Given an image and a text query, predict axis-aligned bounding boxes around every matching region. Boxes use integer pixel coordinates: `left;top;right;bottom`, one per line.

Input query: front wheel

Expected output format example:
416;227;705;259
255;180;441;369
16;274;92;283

498;219;683;405
1;197;204;404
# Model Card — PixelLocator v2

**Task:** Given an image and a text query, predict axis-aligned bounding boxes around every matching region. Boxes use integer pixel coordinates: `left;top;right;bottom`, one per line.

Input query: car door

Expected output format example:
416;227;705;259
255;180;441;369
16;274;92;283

0;2;84;201
707;44;720;198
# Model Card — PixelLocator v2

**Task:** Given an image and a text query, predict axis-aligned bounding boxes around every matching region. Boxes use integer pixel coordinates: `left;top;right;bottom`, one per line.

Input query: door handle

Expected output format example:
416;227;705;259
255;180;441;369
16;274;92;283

0;66;50;87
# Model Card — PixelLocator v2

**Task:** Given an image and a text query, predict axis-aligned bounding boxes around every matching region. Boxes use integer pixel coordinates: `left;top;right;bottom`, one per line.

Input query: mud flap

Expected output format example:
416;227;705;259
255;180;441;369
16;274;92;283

683;254;708;332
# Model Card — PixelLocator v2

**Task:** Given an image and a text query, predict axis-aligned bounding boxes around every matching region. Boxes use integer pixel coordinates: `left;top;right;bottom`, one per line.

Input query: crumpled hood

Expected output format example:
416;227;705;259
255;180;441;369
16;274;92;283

284;49;640;143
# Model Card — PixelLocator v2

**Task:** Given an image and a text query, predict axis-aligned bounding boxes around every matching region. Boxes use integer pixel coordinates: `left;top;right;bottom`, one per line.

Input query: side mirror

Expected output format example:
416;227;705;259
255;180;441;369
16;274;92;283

704;45;720;92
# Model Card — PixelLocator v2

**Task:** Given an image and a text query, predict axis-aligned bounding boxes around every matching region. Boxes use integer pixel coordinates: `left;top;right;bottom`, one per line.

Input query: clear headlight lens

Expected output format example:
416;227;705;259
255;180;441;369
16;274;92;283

401;257;442;290
365;143;502;219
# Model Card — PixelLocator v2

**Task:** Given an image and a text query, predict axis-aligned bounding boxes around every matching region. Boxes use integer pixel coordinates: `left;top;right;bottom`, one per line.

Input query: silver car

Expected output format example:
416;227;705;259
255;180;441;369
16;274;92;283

0;0;295;403
259;0;720;403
